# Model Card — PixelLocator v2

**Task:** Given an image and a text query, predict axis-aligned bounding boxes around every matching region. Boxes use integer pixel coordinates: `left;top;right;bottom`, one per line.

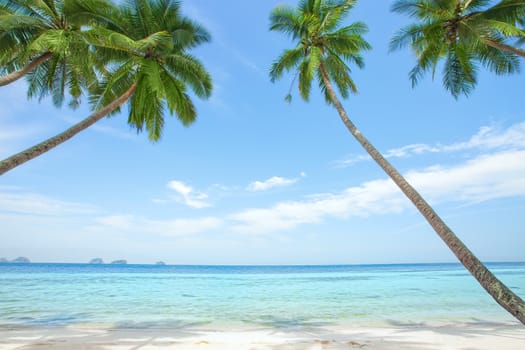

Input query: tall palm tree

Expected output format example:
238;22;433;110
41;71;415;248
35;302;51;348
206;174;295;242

0;0;116;107
269;0;525;324
0;0;212;175
390;0;525;98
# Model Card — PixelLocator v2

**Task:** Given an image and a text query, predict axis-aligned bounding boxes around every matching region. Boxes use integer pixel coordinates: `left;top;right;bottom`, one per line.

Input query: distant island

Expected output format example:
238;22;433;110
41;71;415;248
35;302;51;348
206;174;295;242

0;258;170;265
0;257;31;263
89;258;104;264
110;260;127;265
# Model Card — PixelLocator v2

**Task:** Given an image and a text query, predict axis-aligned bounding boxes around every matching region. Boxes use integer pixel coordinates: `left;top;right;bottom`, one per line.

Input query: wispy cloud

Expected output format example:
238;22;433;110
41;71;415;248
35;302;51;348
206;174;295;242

2;149;524;240
0;190;97;216
231;149;525;234
167;180;211;208
0;82;55;157
60;115;134;140
247;173;305;192
0;126;44;158
92;215;222;237
3;121;525;240
336;122;525;167
0;81;31;119
183;3;264;78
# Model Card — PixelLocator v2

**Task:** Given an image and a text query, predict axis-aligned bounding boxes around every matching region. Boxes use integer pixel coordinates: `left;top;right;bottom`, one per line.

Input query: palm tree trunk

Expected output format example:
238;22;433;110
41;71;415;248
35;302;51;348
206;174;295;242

319;64;525;325
0;83;137;176
485;39;525;58
0;52;53;87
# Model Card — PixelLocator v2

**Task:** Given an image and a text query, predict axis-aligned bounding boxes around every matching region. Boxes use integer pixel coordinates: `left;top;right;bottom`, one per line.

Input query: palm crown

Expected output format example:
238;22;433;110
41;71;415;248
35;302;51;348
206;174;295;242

0;0;115;107
269;0;371;103
390;0;525;98
86;0;212;141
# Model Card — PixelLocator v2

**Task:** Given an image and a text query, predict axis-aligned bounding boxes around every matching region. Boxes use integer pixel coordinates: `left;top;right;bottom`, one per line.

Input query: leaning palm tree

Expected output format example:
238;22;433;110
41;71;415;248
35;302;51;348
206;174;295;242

0;0;116;108
0;0;212;175
390;0;525;98
269;0;525;324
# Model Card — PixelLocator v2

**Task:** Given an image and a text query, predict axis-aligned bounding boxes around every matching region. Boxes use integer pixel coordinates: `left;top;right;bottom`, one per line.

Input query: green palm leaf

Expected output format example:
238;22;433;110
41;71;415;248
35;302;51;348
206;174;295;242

269;0;370;102
391;0;524;97
89;0;212;140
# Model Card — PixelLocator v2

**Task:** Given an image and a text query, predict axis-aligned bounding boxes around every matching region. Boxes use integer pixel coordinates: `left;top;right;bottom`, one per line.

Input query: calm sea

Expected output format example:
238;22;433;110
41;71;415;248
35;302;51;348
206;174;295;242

0;262;524;328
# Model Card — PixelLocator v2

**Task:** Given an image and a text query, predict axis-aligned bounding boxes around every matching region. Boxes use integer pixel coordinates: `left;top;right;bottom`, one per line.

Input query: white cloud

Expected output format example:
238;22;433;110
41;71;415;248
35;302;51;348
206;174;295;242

0;81;30;119
337;122;525;167
61;115;134;140
167;180;211;208
247;174;304;192
335;154;371;167
231;149;525;235
0;82;54;157
184;3;264;77
384;144;442;158
95;215;135;230
444;123;525;151
93;215;222;237
405;150;525;203
2;148;524;241
0;190;96;216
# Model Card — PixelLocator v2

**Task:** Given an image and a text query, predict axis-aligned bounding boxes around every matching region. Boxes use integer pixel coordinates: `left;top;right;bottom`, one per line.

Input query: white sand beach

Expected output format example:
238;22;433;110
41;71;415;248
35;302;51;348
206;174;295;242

1;323;524;350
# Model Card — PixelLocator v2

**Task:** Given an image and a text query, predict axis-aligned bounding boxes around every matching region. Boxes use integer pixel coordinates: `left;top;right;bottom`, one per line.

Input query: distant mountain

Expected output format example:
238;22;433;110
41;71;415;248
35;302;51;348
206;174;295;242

89;258;104;264
12;257;30;263
155;261;166;265
110;260;127;265
0;258;7;263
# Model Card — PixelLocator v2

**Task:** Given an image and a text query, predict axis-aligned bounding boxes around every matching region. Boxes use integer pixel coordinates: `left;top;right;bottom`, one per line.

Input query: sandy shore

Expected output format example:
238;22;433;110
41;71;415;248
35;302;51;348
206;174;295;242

0;322;524;350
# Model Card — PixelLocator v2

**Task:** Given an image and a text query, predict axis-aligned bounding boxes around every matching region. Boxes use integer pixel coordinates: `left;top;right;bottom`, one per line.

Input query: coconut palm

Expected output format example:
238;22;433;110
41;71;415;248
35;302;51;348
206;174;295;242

269;0;525;324
0;0;212;175
0;0;117;108
390;0;525;98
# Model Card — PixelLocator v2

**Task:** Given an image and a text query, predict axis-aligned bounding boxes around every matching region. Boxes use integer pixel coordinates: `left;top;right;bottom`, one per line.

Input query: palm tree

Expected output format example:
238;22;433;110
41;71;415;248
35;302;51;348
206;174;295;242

0;0;212;175
0;0;117;108
269;0;525;324
390;0;525;98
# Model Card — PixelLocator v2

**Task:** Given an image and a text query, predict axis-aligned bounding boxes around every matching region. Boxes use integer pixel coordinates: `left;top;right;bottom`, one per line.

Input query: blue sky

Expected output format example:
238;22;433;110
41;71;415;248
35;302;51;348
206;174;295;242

0;0;524;264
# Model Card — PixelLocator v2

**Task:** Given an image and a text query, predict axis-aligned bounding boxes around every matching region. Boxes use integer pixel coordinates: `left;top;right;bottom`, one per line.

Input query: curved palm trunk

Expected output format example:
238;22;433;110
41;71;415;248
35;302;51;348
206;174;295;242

0;52;53;87
319;65;525;325
485;39;525;58
0;83;137;176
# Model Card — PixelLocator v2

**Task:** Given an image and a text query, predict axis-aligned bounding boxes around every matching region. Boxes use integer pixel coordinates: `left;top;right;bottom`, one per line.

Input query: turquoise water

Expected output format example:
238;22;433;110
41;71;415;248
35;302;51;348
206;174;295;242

0;263;524;328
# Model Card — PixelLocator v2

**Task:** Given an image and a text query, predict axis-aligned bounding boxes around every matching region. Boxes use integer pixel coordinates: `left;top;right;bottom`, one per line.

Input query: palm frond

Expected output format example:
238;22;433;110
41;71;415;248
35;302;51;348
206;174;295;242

269;47;304;82
391;0;523;97
300;46;322;101
443;43;477;98
481;0;525;23
269;5;305;40
269;0;369;103
390;23;427;51
391;0;455;19
164;53;212;99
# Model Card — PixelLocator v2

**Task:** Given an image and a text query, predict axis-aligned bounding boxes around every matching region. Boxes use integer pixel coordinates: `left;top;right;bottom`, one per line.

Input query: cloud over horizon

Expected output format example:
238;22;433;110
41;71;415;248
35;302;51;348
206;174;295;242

247;173;306;192
2;126;524;240
231;149;525;234
337;122;525;167
167;180;211;209
92;215;223;237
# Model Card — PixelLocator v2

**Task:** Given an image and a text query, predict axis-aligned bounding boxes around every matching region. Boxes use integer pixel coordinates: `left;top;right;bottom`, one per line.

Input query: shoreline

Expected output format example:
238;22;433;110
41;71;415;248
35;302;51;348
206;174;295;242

1;322;524;350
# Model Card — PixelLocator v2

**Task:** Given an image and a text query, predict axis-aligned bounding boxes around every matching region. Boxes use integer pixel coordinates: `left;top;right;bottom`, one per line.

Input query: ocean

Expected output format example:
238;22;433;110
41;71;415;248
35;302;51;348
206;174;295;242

0;262;524;329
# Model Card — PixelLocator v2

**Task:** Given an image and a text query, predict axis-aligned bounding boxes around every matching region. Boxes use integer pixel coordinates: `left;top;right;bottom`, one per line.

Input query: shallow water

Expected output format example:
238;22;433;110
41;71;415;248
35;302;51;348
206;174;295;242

0;262;523;328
